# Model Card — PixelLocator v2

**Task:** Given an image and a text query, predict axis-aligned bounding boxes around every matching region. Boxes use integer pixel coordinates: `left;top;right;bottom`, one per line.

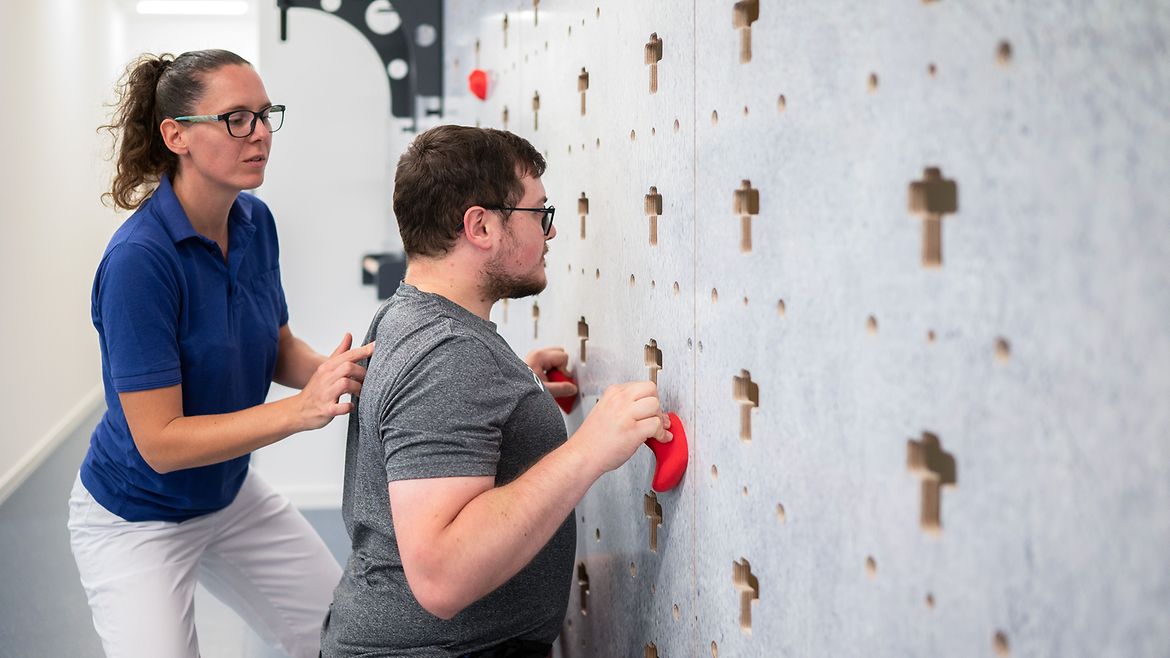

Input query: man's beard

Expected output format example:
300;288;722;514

482;249;547;300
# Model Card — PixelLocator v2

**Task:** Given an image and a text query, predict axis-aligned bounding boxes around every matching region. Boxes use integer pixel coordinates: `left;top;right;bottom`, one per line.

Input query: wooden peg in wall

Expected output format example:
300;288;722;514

908;167;958;267
578;192;589;239
733;180;760;252
578;68;590;115
733;0;759;63
645;33;663;93
645;186;663;246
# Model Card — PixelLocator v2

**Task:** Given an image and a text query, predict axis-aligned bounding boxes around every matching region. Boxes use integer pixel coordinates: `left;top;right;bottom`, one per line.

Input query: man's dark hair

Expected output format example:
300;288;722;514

393;125;547;258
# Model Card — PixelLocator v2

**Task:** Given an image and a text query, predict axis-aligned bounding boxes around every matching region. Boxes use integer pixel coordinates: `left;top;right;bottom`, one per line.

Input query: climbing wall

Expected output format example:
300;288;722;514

440;2;1170;656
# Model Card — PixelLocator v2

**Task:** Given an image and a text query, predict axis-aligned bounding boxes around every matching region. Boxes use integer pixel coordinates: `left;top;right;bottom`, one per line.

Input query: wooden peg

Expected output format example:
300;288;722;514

733;180;760;252
732;558;760;633
644;492;662;552
732;369;759;441
733;0;759;63
578;68;589;115
645;33;663;93
908;167;958;267
907;432;957;534
578;316;589;363
644;339;663;384
532;92;540;131
578;192;589;239
644;186;663;246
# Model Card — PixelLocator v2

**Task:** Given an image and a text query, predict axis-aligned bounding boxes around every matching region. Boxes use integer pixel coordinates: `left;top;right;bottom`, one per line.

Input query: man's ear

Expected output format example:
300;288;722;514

462;206;496;250
159;118;189;156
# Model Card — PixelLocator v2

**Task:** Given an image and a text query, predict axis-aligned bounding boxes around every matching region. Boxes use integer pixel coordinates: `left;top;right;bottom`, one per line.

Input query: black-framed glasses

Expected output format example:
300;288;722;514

484;206;556;235
173;104;285;138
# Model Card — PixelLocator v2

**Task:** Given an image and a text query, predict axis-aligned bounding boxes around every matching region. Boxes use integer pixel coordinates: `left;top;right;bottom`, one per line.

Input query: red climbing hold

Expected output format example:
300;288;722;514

545;368;578;414
646;412;688;492
468;69;489;100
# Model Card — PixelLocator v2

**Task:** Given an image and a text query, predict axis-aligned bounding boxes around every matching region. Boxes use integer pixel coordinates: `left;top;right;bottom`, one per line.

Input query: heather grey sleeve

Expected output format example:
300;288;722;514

379;335;520;482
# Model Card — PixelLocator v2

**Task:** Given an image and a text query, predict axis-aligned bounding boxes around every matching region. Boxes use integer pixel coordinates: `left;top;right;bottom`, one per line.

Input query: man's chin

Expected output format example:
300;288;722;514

507;280;547;299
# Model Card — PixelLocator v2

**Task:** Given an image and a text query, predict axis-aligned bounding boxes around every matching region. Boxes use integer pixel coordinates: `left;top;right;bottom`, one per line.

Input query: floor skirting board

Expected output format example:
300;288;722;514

0;385;103;506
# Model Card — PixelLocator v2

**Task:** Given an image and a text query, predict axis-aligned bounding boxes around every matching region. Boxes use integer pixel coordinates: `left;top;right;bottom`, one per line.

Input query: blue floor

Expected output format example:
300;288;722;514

0;409;349;657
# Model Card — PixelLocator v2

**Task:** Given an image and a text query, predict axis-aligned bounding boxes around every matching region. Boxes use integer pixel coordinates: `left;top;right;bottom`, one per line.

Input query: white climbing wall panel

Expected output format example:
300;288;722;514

441;2;1170;656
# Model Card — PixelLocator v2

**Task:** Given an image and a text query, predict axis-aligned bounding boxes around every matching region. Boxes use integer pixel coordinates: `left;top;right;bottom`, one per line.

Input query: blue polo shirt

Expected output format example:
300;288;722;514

81;175;288;522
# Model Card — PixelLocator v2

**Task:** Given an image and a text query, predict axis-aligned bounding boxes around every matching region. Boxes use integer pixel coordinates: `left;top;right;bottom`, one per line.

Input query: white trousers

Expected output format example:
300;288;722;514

68;469;342;658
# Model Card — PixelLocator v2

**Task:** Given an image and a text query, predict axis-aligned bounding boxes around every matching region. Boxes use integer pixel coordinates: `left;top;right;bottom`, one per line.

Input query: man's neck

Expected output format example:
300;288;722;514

403;258;497;321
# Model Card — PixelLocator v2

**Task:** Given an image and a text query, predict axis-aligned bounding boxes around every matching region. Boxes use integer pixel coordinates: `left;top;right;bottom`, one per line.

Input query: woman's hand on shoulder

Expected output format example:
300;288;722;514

294;333;375;430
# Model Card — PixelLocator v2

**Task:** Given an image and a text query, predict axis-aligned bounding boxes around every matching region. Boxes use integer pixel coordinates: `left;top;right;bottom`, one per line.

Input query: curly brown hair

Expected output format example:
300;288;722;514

393;125;547;258
100;49;250;210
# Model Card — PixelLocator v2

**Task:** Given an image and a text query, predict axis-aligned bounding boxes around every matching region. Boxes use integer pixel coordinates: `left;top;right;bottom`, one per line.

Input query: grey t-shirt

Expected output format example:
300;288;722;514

321;283;575;657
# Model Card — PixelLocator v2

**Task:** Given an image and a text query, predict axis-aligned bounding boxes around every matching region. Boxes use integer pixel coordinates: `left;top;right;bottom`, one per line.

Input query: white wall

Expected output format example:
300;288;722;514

0;0;269;502
0;0;391;507
251;3;405;507
0;0;126;502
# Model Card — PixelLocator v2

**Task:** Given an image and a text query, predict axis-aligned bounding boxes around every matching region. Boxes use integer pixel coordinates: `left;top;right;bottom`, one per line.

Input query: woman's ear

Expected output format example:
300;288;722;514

159;118;189;156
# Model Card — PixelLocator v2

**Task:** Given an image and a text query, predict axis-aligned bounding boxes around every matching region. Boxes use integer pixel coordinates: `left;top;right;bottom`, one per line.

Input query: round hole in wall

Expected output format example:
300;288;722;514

711;641;718;657
630;129;637;141
866;556;877;578
672;604;680;621
651;279;657;289
594;528;600;542
743;105;749;116
416;23;438;47
651;126;657;136
672;281;680;295
994;631;1011;656
866;315;878;335
710;464;718;480
387;59;410;80
594;269;600;279
927;62;937;77
778;94;787;111
776;503;786;522
711;110;719;125
629;562;637;577
867;72;879;92
365;0;402;34
926;593;936;608
928;329;937;343
629;274;636;287
595;137;601;149
673;118;680;132
997;40;1013;65
742;296;749;306
741;485;749;497
697;340;703;353
711;288;719;303
996;338;1011;362
777;299;786;316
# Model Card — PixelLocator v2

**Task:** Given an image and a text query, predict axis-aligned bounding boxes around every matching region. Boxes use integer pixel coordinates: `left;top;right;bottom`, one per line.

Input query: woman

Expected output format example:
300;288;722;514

68;49;371;657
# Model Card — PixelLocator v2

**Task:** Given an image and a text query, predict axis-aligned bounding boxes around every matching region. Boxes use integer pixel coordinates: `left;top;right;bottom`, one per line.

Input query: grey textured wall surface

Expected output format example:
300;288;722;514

441;2;1170;656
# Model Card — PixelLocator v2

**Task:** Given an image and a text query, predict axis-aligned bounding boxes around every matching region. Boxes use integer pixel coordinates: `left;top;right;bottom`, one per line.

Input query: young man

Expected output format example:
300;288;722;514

321;125;672;657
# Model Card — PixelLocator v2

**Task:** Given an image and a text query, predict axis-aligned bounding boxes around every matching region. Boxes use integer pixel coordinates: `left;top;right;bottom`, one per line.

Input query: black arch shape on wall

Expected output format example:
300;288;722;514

276;0;444;132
